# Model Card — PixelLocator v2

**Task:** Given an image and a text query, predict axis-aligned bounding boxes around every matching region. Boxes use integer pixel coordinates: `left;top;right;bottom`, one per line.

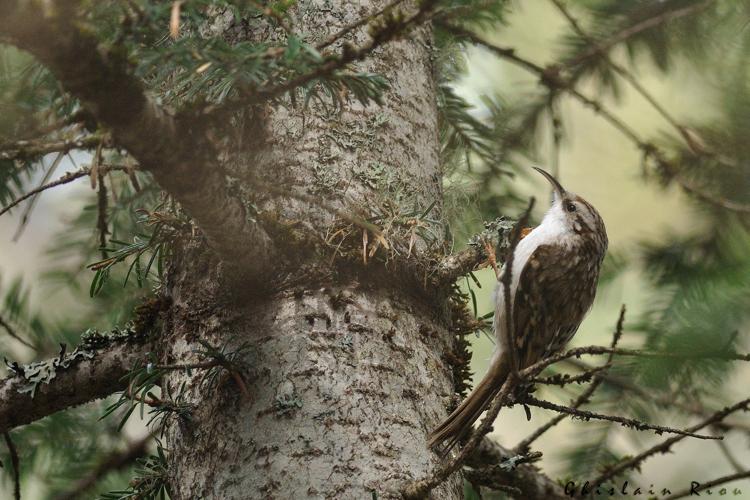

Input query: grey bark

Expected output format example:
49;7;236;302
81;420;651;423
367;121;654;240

163;2;461;499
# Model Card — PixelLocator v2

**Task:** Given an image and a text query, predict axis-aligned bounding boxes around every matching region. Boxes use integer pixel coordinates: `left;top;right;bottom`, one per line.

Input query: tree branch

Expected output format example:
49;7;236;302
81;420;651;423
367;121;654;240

0;333;151;434
0;1;274;275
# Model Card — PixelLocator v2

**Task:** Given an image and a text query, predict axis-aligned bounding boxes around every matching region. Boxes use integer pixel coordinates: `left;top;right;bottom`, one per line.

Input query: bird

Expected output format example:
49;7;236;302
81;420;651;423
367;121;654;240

428;166;608;452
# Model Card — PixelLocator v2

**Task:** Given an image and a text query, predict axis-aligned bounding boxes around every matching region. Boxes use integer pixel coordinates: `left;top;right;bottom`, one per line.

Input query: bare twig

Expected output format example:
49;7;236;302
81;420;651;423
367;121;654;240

3;432;20;500
96;165;109;260
662;470;750;500
589;397;750;489
520;395;720;440
403;200;535;499
515;305;626;451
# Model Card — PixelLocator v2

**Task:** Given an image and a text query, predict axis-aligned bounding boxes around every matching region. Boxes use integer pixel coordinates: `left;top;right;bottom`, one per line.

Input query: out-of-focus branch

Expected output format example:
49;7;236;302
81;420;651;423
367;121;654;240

549;0;697;150
0;314;36;351
0;1;274;275
3;432;20;500
439;22;750;215
55;435;151;500
562;0;715;68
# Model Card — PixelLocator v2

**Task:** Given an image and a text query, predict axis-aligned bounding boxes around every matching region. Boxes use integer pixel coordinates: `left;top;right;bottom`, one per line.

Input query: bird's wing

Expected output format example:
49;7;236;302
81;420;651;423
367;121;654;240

508;243;588;369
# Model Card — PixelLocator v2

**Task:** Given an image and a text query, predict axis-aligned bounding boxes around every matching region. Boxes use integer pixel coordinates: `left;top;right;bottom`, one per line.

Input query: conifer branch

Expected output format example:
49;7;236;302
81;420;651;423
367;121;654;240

0;0;275;275
439;22;750;215
563;0;715;68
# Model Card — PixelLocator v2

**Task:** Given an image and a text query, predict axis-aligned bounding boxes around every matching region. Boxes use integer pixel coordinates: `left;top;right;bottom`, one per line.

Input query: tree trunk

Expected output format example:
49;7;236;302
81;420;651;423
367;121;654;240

163;2;462;498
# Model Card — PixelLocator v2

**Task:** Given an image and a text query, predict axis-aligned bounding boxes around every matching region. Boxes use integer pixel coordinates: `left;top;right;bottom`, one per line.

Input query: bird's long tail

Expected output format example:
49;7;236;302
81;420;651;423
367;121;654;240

427;354;510;453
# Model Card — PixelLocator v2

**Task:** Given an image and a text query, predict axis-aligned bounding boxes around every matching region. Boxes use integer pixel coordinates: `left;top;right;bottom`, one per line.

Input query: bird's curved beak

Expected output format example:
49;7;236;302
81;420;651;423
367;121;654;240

532;166;566;200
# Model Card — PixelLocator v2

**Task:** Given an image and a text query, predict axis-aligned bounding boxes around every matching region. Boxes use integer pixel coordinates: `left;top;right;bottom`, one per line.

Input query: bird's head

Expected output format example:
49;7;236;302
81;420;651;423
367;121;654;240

532;166;607;248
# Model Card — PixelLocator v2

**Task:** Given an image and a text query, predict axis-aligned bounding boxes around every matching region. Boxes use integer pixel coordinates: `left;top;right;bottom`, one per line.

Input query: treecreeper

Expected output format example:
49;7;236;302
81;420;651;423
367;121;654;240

428;167;608;452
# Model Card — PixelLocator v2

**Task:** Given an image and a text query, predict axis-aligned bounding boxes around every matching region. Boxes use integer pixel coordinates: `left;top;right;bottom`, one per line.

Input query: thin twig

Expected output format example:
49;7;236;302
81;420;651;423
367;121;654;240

0;165;133;219
515;305;626;451
96;167;109;260
403;200;535;499
588;397;750;489
0;135;102;162
3;432;20;500
662;470;750;500
153;361;221;371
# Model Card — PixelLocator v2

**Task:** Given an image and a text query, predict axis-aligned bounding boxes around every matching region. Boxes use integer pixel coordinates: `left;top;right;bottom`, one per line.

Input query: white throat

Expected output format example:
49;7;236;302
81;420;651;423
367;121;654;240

495;203;575;310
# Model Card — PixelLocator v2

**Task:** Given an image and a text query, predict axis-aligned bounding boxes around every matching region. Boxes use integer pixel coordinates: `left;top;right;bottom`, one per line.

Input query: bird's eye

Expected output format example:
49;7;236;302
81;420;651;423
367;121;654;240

565;202;577;213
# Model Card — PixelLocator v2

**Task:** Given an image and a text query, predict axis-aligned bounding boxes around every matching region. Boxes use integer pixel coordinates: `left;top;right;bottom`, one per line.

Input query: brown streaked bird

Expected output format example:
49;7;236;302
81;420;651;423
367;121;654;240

428;166;608;452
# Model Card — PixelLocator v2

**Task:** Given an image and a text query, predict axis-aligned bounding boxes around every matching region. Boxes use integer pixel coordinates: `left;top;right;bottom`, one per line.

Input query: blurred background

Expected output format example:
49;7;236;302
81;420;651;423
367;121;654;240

2;0;750;498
